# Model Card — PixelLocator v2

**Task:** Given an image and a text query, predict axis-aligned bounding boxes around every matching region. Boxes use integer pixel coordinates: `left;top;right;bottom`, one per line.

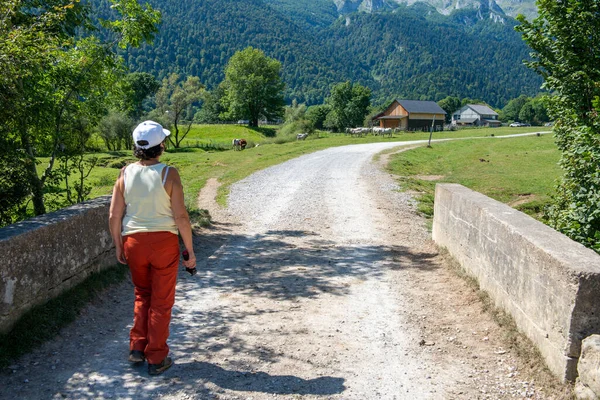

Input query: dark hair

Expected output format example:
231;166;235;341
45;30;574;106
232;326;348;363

133;143;164;160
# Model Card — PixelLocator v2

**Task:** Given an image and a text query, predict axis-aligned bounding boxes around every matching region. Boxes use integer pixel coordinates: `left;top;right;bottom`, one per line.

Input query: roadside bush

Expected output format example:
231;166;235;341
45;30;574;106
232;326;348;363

545;116;600;252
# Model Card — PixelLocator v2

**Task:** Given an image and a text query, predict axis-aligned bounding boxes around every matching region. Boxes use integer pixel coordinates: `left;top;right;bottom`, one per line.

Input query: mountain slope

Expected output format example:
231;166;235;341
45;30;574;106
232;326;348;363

335;0;538;19
120;0;371;104
330;4;541;105
102;0;542;107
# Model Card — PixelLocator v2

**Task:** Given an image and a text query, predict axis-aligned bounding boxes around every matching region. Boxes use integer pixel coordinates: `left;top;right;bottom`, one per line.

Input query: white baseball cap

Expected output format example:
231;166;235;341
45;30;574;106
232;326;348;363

132;120;170;149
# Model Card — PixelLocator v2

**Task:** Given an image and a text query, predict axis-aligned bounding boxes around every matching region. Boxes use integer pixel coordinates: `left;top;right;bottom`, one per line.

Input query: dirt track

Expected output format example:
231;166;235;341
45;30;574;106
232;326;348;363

1;140;566;399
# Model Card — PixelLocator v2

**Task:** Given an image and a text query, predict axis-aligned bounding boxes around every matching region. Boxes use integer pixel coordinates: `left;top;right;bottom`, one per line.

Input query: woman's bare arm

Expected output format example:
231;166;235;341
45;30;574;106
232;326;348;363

168;168;196;268
109;169;127;264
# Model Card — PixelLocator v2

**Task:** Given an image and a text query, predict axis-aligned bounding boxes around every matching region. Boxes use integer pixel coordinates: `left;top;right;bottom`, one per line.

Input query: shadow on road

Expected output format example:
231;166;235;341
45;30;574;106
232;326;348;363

178;361;345;395
178;227;438;302
168;225;439;370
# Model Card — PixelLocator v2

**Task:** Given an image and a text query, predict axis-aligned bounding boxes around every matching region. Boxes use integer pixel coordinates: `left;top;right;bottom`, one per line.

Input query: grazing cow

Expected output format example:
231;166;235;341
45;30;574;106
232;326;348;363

297;133;308;140
239;139;247;150
232;138;241;151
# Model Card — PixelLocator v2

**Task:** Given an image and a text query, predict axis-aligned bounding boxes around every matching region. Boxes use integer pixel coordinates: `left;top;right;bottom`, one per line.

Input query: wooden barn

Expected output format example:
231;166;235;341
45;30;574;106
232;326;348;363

373;99;446;131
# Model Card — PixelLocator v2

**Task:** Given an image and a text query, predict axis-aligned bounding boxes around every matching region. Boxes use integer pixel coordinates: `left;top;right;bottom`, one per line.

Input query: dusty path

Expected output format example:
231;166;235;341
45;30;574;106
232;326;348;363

2;138;560;399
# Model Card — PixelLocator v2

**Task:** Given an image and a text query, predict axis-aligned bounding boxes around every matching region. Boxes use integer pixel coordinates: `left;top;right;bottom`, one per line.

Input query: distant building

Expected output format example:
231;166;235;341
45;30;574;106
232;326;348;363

452;104;501;127
373;99;446;131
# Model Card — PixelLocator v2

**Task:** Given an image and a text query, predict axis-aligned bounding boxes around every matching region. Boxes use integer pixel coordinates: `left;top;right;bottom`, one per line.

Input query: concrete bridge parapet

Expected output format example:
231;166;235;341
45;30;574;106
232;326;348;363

433;183;600;382
0;196;116;334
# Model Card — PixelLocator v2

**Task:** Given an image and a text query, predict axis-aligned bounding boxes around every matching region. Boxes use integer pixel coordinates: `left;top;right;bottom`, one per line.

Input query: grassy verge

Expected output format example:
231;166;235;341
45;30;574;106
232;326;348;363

0;265;128;366
386;133;561;220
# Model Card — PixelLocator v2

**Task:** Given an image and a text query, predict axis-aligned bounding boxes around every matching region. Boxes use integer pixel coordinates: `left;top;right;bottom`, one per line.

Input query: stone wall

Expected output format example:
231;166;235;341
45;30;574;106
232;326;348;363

432;183;600;382
0;196;116;334
575;335;600;399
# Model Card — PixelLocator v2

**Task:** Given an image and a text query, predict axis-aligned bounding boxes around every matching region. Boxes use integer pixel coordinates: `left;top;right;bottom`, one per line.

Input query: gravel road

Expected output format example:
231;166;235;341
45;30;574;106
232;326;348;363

1;138;564;399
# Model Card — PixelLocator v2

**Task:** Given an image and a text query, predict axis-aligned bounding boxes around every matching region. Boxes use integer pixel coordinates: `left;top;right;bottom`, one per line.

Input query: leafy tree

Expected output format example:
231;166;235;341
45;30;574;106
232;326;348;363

460;98;486;107
0;0;160;218
438;96;462;123
155;73;204;148
194;88;224;124
279;99;314;136
501;94;529;122
324;81;371;131
517;0;600;251
0;138;32;225
284;99;307;124
305;104;331;130
120;72;160;120
220;47;285;127
530;96;550;125
97;111;134;151
518;102;535;124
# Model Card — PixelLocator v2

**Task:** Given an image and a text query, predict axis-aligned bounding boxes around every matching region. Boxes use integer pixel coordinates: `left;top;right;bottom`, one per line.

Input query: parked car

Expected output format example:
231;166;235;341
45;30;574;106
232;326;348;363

509;122;523;127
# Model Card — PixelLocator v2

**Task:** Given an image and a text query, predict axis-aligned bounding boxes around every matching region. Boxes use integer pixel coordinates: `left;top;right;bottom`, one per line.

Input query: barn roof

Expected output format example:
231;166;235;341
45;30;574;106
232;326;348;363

396;99;447;115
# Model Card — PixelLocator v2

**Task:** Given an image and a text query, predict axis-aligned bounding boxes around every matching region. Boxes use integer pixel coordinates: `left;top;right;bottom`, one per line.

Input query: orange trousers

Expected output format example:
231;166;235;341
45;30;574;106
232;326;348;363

123;231;179;364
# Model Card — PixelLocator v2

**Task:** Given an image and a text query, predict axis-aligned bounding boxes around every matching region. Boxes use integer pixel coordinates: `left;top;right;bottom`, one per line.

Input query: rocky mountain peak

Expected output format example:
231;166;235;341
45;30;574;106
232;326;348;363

331;0;536;20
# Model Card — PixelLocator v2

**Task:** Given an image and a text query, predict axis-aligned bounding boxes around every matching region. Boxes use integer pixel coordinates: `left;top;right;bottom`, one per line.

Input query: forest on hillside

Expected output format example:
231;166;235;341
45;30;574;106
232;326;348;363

93;0;542;107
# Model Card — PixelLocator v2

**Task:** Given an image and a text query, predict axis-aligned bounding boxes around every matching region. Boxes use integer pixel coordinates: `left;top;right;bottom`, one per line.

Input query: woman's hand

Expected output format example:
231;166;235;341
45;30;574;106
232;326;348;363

116;244;127;264
183;251;196;269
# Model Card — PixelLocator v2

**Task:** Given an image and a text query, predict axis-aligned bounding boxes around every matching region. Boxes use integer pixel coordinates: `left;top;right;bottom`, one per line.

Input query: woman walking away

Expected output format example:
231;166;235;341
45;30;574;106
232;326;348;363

109;120;197;376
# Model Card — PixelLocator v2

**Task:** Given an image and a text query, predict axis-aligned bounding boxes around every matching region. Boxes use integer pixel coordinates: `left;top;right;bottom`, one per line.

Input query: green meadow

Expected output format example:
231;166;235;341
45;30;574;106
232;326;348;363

386;133;561;219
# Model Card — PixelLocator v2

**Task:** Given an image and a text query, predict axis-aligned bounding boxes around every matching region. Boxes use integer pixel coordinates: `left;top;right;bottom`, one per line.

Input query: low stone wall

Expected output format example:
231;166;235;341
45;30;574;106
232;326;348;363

432;183;600;382
0;196;116;334
575;335;600;399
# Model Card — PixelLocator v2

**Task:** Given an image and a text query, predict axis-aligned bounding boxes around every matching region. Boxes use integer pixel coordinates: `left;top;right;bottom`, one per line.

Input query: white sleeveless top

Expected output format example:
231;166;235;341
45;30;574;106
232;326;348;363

121;163;178;236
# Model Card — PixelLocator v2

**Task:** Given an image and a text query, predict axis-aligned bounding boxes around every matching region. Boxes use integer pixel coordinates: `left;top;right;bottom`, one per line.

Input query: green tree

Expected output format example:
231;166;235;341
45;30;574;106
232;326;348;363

530;96;550;125
97;111;134;151
501;94;530;122
194;88;224;123
518;102;535;124
220;47;285;127
279;99;314;136
305;104;331;130
154;73;204;148
121;72;160;120
284;99;307;123
0;137;32;225
437;96;462;123
0;0;160;218
517;0;600;251
460;98;485;107
324;81;371;131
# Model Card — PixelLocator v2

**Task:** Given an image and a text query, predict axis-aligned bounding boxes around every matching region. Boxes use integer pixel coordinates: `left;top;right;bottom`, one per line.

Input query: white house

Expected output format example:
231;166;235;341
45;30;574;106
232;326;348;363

452;104;501;127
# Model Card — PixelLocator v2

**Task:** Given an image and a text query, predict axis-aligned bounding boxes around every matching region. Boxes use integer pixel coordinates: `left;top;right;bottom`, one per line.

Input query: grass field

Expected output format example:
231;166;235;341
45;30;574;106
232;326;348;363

386;133;562;219
42;125;553;216
174;124;277;149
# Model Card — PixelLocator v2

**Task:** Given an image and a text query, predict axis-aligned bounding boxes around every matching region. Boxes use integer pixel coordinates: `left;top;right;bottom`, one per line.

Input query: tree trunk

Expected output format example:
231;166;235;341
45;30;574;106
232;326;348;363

20;123;46;215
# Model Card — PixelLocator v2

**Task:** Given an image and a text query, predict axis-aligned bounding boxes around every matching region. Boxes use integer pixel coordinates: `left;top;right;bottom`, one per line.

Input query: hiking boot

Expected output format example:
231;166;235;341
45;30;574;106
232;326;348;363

128;350;145;363
148;357;173;376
